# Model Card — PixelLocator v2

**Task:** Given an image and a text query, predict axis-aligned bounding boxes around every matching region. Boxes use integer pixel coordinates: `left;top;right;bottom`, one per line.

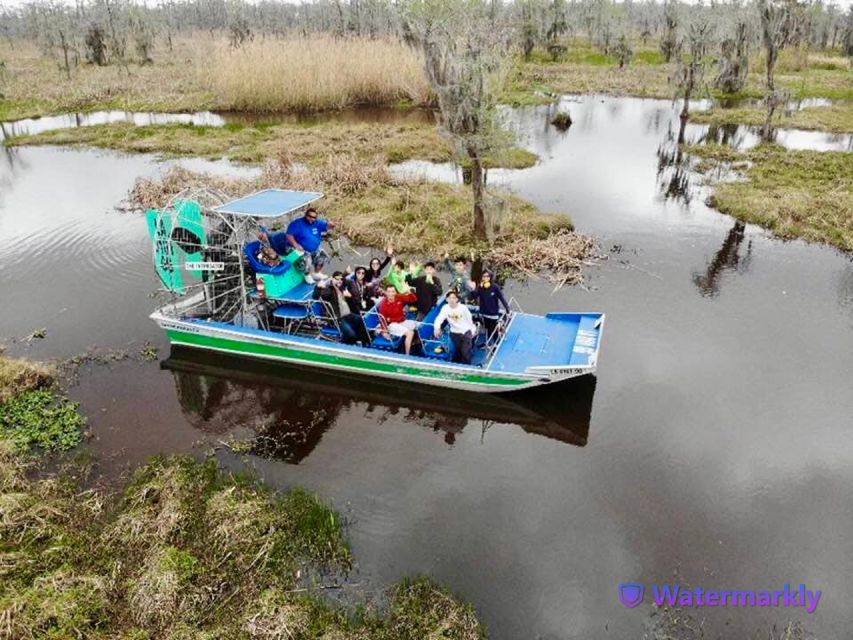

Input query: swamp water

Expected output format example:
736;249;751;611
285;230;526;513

1;96;852;639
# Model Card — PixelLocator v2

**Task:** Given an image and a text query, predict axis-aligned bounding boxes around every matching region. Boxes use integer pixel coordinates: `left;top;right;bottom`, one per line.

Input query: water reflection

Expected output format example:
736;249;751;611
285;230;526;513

163;346;595;462
693;221;753;297
656;128;694;205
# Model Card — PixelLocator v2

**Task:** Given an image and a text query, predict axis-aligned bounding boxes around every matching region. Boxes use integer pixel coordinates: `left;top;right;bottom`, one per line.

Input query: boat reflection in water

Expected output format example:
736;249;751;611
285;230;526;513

163;346;597;462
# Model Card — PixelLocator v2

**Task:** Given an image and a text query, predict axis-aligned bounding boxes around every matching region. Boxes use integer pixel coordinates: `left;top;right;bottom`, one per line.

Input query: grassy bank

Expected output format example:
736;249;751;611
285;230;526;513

0;354;486;638
690;103;853;133
131;155;595;285
688;143;853;251
0;35;430;120
507;42;853;106
5;120;538;169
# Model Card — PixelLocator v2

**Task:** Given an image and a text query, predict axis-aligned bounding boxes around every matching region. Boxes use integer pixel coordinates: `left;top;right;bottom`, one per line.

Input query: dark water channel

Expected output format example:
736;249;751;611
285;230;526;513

2;96;853;639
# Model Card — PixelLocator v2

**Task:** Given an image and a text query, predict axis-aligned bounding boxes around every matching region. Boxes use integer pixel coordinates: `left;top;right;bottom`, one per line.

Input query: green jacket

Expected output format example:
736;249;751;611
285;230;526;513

388;265;421;293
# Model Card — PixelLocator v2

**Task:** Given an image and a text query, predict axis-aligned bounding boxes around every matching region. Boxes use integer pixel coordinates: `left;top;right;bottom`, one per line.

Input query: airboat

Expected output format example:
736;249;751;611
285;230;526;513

146;188;604;393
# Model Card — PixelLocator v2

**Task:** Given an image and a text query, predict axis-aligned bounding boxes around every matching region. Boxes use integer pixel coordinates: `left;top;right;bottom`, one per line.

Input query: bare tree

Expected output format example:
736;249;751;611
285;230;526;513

614;32;634;67
519;0;537;60
715;20;750;93
843;6;853;59
671;19;713;143
403;0;513;243
84;22;108;65
757;0;793;138
660;1;679;62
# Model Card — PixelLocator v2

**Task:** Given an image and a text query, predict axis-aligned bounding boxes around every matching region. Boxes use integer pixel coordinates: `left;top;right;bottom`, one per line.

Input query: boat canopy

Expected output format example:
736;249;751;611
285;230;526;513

213;189;324;218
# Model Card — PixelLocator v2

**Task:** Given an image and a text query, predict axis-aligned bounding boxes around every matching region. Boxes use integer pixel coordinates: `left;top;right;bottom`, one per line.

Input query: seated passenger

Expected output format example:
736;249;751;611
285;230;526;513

364;246;394;296
378;284;419;355
406;261;442;321
313;272;371;346
388;260;416;294
433;290;477;365
473;270;510;344
345;266;370;315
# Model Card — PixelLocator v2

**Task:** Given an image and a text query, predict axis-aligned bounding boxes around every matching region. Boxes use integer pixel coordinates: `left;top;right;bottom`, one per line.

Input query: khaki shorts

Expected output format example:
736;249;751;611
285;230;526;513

388;320;418;336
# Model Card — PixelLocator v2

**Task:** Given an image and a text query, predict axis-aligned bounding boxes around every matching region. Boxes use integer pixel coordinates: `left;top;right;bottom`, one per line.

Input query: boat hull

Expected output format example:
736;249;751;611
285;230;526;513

152;313;593;393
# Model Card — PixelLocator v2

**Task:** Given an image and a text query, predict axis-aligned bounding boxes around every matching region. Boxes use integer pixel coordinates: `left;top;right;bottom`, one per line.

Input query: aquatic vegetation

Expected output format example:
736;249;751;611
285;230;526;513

689;143;853;252
0;355;82;453
550;110;573;130
0;390;85;453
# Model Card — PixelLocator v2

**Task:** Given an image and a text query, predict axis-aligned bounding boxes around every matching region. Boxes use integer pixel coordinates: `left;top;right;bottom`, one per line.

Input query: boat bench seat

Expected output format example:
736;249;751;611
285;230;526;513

418;302;453;361
272;304;311;320
363;310;404;350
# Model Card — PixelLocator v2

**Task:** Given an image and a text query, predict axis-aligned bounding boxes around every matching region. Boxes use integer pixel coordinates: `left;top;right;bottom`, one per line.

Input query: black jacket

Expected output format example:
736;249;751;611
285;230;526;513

406;273;443;315
474;283;510;317
344;277;370;314
313;284;348;320
365;256;391;287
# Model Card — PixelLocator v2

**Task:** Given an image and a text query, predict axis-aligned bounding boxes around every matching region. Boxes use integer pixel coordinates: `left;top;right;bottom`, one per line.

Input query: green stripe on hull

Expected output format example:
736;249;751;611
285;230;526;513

167;329;530;388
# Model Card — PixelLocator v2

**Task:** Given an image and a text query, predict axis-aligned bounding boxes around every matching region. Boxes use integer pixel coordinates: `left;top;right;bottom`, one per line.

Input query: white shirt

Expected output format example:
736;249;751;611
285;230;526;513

434;303;477;335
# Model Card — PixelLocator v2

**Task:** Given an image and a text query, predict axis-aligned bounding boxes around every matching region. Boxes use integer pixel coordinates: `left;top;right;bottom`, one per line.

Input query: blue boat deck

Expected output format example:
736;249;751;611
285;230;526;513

488;313;599;374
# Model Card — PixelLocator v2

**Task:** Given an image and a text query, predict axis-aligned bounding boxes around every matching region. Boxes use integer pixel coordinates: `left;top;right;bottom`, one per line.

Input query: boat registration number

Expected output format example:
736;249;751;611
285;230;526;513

547;366;586;376
185;262;225;271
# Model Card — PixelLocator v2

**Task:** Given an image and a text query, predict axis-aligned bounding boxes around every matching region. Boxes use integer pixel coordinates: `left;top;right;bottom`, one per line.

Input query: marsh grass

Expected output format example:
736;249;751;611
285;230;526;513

0;440;487;639
688;143;853;251
7;119;538;170
130;154;593;284
509;44;853;104
690;103;853;133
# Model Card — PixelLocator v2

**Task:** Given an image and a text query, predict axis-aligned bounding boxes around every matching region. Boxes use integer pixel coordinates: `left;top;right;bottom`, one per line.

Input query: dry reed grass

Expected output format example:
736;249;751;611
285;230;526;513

0;356;54;405
206;36;432;113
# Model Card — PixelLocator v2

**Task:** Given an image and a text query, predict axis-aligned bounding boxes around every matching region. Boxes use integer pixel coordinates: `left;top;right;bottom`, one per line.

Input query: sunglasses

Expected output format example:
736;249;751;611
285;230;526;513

306;215;318;221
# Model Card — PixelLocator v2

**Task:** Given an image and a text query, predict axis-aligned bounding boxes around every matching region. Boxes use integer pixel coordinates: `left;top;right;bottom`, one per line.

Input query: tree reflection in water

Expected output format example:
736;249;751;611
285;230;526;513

165;347;596;462
656;127;693;205
692;221;753;297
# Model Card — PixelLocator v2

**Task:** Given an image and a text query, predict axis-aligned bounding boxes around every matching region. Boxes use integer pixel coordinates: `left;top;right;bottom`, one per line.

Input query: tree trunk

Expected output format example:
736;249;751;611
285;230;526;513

469;152;487;242
59;31;71;80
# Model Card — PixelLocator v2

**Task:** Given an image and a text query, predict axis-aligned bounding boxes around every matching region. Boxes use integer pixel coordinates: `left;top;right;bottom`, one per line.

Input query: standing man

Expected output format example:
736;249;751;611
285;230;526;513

262;207;336;284
473;270;510;344
433;290;477;365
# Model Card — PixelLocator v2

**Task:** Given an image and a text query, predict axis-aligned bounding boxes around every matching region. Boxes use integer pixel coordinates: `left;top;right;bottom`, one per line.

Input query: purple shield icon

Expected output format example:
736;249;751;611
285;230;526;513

619;583;645;608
